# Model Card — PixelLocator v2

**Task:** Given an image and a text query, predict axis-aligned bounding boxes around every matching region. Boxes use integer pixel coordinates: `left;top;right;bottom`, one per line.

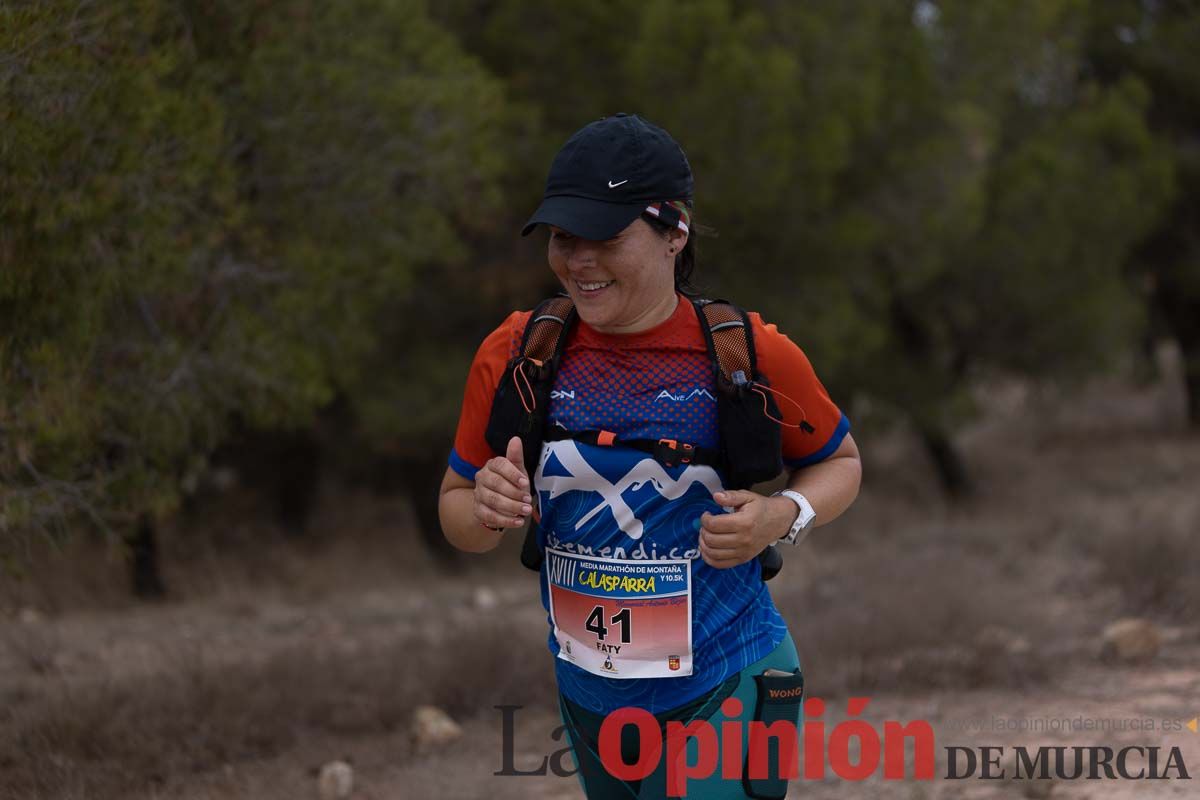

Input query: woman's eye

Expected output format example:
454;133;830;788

551;231;574;242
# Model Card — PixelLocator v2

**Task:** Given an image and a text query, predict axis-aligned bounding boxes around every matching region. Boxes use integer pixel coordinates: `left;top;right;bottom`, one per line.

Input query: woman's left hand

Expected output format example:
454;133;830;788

698;490;796;569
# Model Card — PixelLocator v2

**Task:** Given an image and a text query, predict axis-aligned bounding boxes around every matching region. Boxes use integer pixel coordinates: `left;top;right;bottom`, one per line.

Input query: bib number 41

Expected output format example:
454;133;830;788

585;606;631;643
545;548;692;678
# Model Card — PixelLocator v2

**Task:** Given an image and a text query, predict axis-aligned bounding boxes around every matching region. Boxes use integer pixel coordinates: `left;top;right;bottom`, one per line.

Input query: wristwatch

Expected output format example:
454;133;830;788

772;490;817;546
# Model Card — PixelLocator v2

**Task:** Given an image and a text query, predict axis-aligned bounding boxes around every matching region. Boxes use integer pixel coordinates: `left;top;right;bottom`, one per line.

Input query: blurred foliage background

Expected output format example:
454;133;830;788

2;0;1197;590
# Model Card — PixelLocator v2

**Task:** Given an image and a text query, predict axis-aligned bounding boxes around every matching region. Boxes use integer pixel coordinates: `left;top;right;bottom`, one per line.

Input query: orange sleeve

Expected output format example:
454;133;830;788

448;311;530;480
750;313;851;468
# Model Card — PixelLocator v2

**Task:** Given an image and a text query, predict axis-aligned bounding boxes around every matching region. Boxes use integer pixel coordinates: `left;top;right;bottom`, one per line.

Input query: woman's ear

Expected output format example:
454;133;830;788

667;227;688;255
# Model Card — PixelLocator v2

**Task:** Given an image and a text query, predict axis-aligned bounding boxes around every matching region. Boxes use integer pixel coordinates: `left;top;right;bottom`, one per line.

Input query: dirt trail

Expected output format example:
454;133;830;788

339;641;1200;800
5;574;1198;799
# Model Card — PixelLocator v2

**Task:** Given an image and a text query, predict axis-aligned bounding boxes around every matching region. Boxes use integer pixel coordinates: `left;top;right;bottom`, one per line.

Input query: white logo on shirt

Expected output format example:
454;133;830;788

535;440;723;540
550;390;576;400
655;389;716;402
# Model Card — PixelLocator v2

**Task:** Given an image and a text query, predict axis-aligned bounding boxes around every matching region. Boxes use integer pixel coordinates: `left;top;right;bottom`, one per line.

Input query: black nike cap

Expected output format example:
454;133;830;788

521;113;693;240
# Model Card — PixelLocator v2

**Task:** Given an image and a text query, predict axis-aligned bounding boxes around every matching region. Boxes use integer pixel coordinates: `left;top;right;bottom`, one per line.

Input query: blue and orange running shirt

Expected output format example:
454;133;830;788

449;294;849;715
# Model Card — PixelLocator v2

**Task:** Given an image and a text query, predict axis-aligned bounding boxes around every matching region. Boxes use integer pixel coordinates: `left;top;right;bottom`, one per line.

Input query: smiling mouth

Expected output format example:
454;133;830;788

575;279;615;293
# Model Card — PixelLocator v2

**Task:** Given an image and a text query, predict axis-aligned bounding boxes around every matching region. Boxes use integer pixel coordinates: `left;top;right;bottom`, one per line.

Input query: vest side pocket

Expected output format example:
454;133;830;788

743;667;804;799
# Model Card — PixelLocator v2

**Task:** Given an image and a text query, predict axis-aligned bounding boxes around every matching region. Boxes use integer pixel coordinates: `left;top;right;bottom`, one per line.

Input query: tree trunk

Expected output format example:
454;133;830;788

404;450;461;568
128;513;166;599
885;287;975;498
1147;258;1200;427
1183;343;1200;427
271;431;322;538
918;425;974;498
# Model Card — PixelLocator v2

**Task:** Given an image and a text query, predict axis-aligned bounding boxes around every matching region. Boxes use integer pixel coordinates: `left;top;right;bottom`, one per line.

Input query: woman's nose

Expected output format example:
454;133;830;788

566;240;599;270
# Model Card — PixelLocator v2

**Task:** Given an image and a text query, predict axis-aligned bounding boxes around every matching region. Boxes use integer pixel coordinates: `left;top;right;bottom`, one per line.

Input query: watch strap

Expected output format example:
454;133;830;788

773;490;816;545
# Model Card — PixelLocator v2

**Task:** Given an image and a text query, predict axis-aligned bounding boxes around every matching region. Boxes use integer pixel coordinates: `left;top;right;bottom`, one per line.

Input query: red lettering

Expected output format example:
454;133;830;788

598;707;660;781
720;697;743;779
828;698;879;781
597;694;938;788
884;720;936;779
746;721;800;780
803;696;825;779
665;719;718;796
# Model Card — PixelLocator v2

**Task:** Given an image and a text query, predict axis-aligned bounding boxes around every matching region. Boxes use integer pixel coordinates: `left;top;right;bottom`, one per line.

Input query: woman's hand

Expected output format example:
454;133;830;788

473;436;533;531
698;490;796;569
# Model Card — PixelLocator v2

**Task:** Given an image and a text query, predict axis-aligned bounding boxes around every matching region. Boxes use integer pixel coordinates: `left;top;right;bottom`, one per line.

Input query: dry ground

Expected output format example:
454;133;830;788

2;358;1199;799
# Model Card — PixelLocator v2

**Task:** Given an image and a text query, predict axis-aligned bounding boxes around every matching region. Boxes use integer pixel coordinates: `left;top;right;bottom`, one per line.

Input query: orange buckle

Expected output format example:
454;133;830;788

656;438;695;466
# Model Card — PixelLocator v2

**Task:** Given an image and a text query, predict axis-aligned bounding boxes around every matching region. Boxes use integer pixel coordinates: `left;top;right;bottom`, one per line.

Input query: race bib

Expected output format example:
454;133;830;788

546;548;693;679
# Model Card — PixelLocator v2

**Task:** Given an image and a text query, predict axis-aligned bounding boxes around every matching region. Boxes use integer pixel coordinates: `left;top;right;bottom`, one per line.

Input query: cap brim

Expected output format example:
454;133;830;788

521;195;646;239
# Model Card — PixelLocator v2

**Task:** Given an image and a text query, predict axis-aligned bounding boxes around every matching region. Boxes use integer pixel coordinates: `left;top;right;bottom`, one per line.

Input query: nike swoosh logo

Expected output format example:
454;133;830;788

607;179;628;188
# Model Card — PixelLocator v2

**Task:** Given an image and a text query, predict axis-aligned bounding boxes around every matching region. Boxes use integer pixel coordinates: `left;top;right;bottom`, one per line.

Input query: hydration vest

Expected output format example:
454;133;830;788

484;294;809;580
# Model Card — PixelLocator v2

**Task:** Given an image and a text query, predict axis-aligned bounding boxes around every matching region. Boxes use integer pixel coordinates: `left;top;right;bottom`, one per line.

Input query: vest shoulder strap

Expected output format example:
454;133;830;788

692;298;758;384
518;293;576;363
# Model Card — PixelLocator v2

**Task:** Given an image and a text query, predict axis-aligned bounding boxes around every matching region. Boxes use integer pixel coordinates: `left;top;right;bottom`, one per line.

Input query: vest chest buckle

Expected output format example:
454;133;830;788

655;438;696;467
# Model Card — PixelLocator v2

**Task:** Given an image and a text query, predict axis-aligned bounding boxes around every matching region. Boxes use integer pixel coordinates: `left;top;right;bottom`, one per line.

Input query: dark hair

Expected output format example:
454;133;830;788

642;208;701;297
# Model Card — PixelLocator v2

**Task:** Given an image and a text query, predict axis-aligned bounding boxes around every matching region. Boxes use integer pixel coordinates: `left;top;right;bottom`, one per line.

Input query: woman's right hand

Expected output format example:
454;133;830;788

473;436;532;531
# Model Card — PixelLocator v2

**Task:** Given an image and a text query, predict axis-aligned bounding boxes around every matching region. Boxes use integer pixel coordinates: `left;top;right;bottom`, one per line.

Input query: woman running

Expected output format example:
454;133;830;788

439;113;862;799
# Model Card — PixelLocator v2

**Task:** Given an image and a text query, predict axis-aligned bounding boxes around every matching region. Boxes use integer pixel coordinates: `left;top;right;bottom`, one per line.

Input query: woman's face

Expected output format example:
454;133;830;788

547;219;685;334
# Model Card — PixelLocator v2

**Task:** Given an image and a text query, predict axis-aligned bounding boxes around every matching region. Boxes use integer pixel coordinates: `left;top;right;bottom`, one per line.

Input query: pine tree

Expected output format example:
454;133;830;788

1;0;512;578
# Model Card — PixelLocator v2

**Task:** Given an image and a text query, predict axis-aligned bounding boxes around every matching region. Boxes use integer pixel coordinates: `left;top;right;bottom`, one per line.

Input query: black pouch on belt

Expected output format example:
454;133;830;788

742;667;804;799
